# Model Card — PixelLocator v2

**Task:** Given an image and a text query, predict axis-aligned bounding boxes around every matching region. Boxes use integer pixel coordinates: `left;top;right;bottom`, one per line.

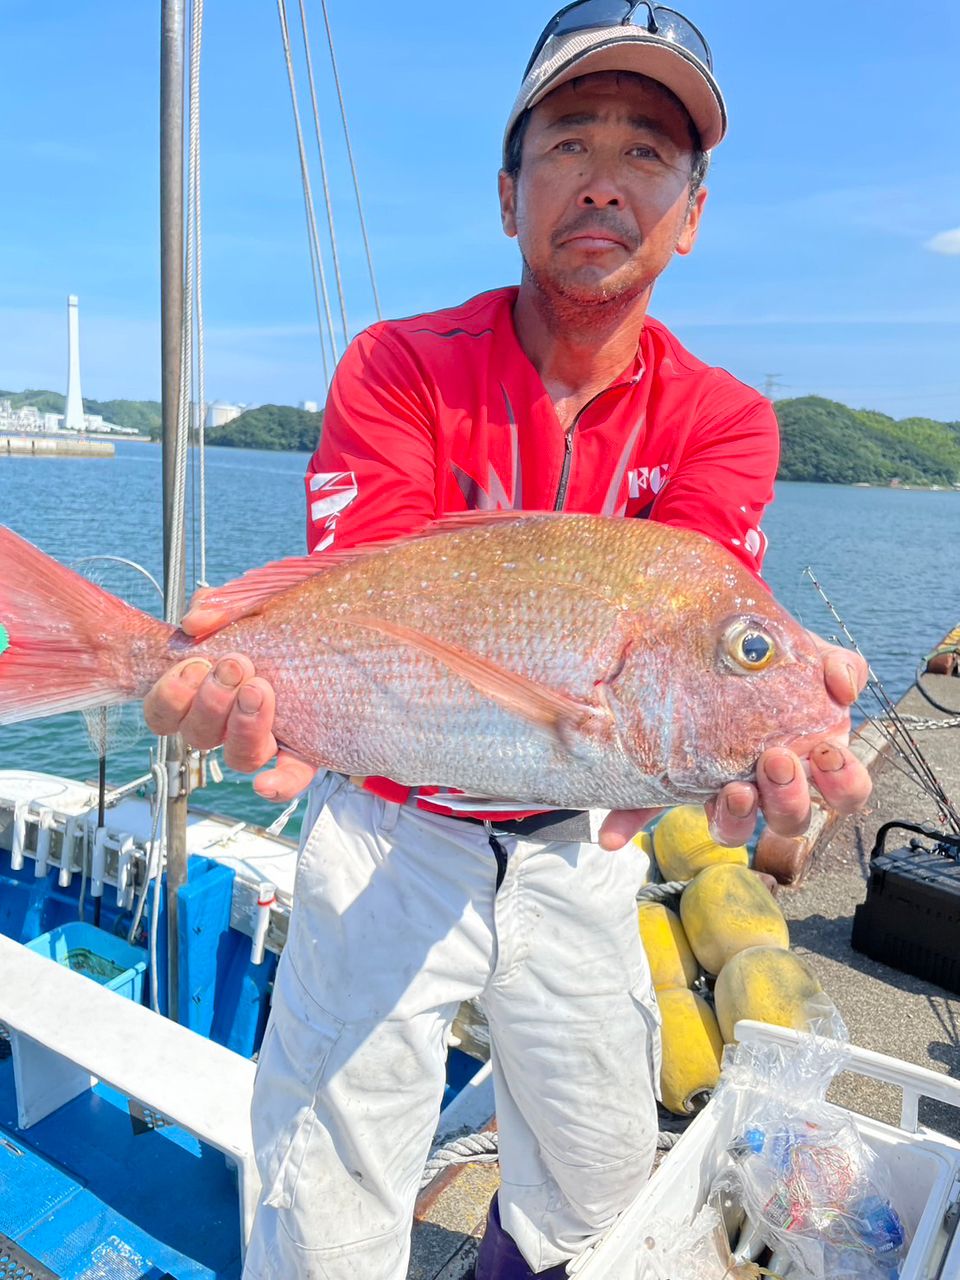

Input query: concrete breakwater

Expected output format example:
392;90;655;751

0;434;114;457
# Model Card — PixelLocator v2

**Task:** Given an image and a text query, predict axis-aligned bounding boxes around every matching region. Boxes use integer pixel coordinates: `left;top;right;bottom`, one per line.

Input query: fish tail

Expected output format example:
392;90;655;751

0;526;176;726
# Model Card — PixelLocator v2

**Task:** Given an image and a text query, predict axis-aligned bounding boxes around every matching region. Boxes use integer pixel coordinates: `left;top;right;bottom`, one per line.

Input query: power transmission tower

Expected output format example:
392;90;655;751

762;373;785;399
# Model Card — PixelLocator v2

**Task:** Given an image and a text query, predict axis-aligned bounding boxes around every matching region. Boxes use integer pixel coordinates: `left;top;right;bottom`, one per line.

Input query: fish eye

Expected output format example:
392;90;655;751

723;623;776;673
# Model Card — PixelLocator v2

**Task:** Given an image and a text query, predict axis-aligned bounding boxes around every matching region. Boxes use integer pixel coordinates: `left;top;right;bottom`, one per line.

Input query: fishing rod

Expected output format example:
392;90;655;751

801;566;960;835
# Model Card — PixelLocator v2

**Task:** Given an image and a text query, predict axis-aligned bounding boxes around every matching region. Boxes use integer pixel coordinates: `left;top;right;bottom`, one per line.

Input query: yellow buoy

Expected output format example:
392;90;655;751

632;830;653;857
652;805;749;883
637;902;699;990
714;945;829;1043
657;987;724;1115
679;863;789;976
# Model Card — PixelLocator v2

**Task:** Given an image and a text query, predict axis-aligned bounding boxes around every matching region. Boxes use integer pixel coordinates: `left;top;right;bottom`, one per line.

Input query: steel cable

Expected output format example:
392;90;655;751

297;0;349;348
277;0;337;378
318;0;380;319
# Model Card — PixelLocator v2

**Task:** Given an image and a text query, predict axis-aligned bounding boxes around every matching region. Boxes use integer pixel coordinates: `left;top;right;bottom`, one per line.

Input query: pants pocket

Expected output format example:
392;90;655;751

253;952;346;1213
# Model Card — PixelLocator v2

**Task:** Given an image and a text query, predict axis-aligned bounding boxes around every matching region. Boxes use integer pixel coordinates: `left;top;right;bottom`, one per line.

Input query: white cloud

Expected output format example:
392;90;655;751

925;228;960;255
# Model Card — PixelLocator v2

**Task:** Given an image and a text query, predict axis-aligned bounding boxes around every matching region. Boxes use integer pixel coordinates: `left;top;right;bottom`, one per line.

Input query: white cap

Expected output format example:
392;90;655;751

504;24;727;166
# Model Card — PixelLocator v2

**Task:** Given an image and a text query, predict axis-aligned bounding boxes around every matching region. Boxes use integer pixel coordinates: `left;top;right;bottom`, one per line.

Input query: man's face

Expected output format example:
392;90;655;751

499;71;707;307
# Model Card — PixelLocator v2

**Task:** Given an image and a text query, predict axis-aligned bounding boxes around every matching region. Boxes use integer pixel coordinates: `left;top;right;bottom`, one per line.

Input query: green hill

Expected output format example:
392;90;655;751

5;385;959;484
774;396;960;486
0;388;160;436
206;403;323;451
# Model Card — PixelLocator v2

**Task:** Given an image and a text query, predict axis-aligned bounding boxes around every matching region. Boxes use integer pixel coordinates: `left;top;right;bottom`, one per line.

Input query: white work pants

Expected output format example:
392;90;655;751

242;775;660;1279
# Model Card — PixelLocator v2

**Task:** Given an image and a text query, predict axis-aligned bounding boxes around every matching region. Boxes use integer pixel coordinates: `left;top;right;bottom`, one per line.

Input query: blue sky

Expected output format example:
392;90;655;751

2;1;959;420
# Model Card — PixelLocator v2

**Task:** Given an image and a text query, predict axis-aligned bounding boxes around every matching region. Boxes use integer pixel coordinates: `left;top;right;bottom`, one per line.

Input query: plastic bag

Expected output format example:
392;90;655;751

638;1204;786;1279
708;1015;906;1279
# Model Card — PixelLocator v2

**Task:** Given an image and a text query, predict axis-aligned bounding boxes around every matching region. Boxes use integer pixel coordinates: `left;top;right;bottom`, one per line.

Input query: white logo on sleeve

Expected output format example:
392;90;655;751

309;471;358;550
627;463;669;499
731;526;768;562
744;528;765;558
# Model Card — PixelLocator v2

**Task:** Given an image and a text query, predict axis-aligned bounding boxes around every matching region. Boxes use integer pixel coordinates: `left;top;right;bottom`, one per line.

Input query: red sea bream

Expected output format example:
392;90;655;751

0;514;845;809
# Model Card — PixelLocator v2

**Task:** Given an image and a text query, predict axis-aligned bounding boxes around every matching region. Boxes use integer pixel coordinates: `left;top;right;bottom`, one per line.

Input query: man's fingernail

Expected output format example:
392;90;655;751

726;791;757;820
812;742;845;772
764;752;797;786
237;685;263;714
844;662;860;702
180;659;211;688
215;659;243;688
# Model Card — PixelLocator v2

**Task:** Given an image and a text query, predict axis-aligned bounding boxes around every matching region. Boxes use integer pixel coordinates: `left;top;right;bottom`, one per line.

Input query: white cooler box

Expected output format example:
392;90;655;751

571;1021;960;1280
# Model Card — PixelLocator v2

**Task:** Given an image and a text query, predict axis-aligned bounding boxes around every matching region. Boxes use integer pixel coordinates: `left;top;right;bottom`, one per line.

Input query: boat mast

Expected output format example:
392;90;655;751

160;0;189;1021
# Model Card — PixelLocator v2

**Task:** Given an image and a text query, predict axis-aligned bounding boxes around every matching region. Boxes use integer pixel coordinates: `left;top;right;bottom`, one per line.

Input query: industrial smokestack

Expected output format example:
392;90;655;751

63;294;85;431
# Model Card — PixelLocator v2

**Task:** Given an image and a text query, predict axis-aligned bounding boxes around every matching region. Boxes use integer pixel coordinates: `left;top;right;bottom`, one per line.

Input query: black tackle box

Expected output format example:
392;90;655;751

852;820;960;994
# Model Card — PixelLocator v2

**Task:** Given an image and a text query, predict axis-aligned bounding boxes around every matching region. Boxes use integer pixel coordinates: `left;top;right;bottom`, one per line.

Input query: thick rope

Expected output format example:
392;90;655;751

420;1132;500;1189
636;880;686;905
265;794;302;837
419;1123;687;1189
168;0;203;626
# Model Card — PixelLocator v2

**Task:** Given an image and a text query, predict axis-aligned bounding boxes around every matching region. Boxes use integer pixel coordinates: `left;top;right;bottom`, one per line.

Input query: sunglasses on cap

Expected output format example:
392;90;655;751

523;1;713;79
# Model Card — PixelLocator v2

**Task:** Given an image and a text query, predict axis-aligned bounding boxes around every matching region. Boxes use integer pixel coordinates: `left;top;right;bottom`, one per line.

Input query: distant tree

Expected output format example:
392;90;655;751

774;397;960;486
2;389;66;415
206;403;323;451
87;398;161;436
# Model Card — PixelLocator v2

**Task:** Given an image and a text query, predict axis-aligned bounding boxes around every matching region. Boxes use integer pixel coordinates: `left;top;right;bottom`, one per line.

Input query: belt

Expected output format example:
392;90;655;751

451;808;592;842
347;776;593;843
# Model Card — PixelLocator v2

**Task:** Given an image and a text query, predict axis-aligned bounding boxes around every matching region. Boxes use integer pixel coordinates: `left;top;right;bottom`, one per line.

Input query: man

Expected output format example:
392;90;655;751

145;4;871;1276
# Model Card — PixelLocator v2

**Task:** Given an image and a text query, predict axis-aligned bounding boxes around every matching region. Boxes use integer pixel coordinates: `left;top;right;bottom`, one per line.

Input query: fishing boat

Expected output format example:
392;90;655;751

4;4;960;1278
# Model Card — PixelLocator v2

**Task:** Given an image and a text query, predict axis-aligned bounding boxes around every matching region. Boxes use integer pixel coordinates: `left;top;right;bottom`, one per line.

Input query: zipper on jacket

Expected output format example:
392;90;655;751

553;429;575;511
552;384;626;511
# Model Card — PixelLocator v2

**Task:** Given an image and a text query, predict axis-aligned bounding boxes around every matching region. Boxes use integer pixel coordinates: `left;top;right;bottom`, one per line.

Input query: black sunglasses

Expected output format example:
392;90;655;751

523;1;713;79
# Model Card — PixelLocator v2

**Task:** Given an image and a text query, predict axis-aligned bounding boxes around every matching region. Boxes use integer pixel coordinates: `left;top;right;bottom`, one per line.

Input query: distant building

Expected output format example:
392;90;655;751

0;398;131;436
300;400;319;414
0;402;45;433
205;401;244;428
64;295;85;431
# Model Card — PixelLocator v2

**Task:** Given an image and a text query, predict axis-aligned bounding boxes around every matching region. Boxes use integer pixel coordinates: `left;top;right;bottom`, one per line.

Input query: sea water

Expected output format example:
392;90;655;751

0;440;957;831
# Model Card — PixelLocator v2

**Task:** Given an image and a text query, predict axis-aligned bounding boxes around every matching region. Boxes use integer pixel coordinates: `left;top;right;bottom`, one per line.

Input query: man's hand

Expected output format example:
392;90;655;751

141;591;317;802
597;638;873;852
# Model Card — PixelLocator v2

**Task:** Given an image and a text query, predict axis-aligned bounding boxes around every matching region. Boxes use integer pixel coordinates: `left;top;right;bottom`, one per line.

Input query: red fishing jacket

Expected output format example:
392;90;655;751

304;286;779;816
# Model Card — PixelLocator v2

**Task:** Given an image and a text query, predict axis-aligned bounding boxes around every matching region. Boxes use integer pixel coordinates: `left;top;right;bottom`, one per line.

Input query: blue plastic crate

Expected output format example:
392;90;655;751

26;922;147;1002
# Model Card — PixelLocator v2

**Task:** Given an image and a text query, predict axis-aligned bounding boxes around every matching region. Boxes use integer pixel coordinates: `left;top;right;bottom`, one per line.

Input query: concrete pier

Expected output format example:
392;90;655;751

0;434;114;457
784;667;960;1138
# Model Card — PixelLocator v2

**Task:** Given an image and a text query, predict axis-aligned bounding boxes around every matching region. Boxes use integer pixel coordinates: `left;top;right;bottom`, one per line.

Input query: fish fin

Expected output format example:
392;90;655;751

349;612;601;746
189;518;548;633
428;511;550;532
0;526;174;726
188;552;367;635
193;514;567;635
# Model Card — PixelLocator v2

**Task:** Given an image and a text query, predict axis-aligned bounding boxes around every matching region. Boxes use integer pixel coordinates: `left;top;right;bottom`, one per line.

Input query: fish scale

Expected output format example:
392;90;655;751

0;514;844;810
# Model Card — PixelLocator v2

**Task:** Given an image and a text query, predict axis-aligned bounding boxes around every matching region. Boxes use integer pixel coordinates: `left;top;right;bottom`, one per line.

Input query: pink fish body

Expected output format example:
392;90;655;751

0;514;845;809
